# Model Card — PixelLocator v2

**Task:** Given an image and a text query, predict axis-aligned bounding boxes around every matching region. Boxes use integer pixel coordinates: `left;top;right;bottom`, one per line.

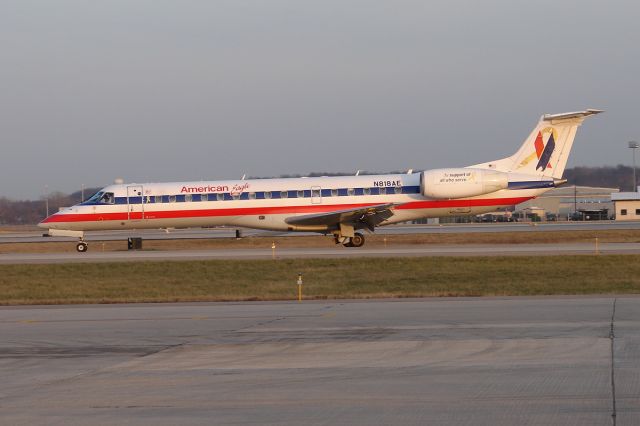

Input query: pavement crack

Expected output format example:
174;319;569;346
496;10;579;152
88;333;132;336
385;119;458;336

610;297;617;426
234;316;287;333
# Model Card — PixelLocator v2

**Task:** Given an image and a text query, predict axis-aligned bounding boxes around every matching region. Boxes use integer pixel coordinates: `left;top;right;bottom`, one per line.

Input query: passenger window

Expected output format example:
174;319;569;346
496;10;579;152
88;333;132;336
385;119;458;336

155;195;162;203
184;194;192;202
347;188;355;196
331;189;338;197
217;193;225;201
169;195;176;203
363;188;371;195
249;192;256;200
264;191;272;199
297;190;304;198
395;186;403;194
281;191;289;199
312;188;321;197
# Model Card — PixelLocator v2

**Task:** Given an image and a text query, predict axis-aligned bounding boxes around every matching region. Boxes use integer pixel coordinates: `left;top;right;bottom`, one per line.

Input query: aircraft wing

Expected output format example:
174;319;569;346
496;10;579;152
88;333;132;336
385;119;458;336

285;203;397;231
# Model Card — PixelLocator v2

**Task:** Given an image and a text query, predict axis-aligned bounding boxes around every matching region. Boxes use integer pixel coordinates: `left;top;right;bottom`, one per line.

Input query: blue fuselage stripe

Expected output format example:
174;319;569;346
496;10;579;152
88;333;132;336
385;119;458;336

83;185;423;206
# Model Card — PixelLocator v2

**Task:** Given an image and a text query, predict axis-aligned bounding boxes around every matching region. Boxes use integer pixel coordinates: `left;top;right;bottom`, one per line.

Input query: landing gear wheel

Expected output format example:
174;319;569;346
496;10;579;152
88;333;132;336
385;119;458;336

342;238;354;247
76;242;88;253
351;232;365;248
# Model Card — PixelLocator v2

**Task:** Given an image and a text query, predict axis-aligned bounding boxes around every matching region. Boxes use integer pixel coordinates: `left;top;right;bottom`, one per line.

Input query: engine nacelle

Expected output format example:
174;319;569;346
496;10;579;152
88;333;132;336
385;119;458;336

421;168;509;199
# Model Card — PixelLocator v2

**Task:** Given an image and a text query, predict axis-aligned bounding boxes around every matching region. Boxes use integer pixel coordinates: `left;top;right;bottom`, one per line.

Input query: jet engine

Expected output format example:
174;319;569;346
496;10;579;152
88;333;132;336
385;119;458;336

420;168;509;199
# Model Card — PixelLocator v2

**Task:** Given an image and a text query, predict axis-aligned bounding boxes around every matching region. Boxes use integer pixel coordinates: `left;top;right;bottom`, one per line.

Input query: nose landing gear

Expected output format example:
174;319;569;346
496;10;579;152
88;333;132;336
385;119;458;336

76;241;88;252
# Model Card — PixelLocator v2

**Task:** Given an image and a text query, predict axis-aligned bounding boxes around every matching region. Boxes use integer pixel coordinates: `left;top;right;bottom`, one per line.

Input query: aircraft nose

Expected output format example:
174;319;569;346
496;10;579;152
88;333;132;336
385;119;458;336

38;213;58;228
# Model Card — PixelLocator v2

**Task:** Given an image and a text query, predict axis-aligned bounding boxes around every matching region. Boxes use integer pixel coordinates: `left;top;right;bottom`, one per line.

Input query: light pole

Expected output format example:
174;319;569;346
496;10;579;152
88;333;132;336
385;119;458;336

630;141;639;192
44;184;49;217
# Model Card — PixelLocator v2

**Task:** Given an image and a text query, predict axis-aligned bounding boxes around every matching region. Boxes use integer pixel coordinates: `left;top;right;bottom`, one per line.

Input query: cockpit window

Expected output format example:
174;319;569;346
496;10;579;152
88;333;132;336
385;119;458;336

86;191;104;203
100;192;115;204
85;190;115;204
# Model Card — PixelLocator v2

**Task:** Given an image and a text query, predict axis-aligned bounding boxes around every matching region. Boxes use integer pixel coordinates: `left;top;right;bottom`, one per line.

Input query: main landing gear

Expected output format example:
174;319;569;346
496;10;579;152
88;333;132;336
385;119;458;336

335;232;365;248
76;241;88;253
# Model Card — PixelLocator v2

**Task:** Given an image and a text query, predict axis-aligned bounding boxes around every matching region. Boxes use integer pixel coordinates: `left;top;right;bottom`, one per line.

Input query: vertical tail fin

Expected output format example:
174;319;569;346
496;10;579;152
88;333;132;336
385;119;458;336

469;109;603;179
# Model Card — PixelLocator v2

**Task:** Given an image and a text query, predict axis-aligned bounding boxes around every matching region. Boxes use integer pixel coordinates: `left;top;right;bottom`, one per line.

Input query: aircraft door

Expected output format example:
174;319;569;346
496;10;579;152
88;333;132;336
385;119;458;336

127;185;144;221
311;186;322;204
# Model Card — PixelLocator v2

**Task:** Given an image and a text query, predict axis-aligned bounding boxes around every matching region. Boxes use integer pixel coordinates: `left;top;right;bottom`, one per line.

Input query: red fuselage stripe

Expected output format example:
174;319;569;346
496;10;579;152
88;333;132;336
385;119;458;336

41;197;532;224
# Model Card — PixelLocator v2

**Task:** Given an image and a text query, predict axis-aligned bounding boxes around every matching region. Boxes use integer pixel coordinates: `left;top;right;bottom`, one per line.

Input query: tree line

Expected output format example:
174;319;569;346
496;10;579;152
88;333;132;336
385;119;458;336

0;188;100;226
1;165;637;225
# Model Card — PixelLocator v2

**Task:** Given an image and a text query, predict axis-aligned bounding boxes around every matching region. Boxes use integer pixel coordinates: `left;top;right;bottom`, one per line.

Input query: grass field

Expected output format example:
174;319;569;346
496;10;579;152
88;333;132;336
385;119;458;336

1;255;639;305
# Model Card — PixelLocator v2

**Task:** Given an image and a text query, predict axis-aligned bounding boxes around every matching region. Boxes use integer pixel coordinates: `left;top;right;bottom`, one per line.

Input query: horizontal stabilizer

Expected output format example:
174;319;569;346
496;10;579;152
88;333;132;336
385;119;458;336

543;109;603;122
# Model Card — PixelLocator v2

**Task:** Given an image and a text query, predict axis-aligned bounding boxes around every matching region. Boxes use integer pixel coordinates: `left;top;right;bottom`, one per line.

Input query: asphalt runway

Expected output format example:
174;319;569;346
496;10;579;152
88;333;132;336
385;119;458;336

1;242;639;264
2;297;638;425
2;221;640;243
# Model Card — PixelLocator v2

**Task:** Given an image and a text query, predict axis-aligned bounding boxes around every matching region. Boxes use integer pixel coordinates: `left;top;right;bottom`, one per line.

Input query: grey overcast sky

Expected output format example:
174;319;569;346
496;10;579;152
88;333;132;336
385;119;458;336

1;0;639;199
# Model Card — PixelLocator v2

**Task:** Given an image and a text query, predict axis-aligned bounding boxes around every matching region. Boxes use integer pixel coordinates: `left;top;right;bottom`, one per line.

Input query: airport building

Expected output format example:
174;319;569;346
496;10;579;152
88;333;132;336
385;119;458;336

415;185;620;224
611;189;640;220
514;185;618;221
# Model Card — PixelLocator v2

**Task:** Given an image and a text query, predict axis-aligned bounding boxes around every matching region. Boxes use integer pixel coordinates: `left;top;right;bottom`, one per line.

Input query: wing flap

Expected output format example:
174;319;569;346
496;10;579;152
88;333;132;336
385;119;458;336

285;203;397;230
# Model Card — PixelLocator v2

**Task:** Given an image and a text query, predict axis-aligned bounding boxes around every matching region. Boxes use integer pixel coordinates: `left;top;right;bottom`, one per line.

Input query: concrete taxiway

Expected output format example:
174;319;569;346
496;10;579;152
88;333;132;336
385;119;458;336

1;297;638;425
2;221;639;243
1;242;639;264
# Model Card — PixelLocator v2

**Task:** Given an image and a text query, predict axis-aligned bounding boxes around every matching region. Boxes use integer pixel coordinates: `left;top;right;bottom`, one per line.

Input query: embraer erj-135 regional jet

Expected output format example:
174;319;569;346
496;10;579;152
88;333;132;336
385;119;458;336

40;109;602;252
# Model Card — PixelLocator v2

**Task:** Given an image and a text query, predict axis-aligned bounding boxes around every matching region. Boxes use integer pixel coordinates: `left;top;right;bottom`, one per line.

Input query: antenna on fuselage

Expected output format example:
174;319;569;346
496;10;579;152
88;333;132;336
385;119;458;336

355;170;361;176
241;174;246;180
407;169;413;174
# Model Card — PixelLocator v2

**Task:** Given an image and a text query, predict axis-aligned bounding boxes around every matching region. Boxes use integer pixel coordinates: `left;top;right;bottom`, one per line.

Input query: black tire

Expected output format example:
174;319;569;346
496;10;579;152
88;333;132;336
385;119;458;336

342;238;354;247
76;242;88;253
351;233;365;247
